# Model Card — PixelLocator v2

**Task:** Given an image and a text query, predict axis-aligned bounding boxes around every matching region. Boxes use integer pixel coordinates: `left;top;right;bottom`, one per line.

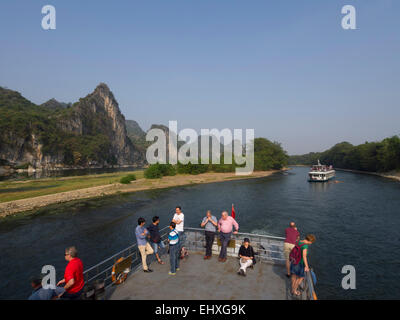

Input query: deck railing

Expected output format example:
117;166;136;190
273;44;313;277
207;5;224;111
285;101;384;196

82;226;317;300
82;226;171;290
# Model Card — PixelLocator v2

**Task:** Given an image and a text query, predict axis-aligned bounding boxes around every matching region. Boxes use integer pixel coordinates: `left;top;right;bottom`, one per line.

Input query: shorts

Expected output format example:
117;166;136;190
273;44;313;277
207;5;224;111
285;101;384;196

290;263;305;278
284;242;295;260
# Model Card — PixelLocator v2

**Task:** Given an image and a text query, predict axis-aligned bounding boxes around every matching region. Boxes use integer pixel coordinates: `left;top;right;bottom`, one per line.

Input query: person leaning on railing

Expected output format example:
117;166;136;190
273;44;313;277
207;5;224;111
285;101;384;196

147;216;166;265
290;234;316;297
135;217;154;273
217;211;239;262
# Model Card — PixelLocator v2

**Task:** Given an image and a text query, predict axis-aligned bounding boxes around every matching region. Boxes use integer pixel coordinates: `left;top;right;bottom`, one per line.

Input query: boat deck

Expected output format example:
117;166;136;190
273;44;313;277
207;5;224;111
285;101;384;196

109;251;289;300
83;227;316;300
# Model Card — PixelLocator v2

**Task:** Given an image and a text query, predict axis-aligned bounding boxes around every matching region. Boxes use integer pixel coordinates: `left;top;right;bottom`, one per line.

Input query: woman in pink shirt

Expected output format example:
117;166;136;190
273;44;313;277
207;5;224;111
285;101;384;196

217;211;239;262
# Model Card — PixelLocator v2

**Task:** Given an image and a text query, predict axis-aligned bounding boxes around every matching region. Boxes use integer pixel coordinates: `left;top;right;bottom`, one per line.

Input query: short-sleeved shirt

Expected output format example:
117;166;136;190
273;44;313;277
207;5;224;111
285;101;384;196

285;227;300;245
202;215;217;232
173;213;184;232
64;258;84;293
147;223;161;243
298;241;309;265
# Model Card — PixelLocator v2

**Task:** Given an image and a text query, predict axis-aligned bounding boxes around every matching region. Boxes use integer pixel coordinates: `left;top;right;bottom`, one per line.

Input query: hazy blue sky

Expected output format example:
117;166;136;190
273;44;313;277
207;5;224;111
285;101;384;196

1;0;399;154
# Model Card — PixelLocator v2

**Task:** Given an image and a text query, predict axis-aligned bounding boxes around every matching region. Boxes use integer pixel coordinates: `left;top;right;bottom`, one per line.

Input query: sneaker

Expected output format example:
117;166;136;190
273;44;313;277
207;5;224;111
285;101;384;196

176;268;180;271
239;269;245;276
144;269;153;273
168;272;176;275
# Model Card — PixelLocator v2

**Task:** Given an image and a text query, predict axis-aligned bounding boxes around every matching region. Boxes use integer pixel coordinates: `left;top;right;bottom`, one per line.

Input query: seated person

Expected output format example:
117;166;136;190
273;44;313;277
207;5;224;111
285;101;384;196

237;238;256;276
28;276;64;300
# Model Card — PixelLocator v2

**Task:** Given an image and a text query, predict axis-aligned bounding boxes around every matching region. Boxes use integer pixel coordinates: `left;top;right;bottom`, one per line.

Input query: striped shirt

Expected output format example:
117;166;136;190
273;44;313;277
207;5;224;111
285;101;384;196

168;228;180;245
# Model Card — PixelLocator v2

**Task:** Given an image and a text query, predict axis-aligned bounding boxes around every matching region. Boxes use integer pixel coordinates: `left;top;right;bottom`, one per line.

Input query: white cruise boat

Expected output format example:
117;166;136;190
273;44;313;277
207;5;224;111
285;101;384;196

308;160;335;182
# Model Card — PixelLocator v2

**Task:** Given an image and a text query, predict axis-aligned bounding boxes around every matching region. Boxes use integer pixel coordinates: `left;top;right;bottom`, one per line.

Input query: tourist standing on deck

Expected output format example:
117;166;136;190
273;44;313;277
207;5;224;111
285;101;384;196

200;210;218;259
56;246;84;300
168;222;180;275
172;206;185;246
135;217;154;273
148;216;166;265
284;222;300;277
237;238;255;276
217;211;239;262
290;234;316;297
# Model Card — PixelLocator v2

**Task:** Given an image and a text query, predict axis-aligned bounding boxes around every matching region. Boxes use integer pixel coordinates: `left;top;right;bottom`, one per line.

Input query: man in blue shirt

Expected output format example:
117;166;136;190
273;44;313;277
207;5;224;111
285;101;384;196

135;217;154;273
28;276;64;300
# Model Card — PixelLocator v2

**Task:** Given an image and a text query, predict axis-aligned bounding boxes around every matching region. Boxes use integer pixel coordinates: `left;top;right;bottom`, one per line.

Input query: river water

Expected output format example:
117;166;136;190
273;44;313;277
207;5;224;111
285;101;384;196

0;166;399;299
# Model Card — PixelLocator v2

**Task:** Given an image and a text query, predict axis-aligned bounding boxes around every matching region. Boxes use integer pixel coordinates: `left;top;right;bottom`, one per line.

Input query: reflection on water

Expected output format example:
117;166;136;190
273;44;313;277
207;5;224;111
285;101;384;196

0;167;400;299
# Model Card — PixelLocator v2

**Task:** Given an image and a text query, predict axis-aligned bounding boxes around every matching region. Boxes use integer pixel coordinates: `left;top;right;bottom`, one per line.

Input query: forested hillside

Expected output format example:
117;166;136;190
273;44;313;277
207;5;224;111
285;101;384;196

289;137;400;173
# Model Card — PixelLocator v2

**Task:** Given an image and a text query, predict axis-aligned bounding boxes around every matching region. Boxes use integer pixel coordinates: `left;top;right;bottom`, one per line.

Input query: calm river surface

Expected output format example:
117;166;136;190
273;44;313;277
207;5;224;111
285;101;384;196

1;166;399;299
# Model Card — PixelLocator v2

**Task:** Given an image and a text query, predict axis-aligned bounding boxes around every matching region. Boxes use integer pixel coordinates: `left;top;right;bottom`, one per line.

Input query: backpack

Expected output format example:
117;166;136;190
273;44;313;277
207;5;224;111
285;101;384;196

289;242;305;265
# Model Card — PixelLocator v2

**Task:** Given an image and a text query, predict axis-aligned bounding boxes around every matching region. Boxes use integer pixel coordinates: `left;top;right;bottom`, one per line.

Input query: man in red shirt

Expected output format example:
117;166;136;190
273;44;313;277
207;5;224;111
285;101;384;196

57;246;85;300
284;222;300;277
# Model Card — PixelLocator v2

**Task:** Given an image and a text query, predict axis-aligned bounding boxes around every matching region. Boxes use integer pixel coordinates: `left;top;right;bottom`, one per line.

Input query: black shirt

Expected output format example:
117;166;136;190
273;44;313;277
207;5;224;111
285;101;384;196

239;245;255;259
147;223;161;243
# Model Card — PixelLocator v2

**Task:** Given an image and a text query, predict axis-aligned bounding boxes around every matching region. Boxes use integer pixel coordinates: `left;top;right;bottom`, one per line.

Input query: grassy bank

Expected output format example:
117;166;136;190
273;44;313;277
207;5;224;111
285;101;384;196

0;170;144;203
0;170;280;217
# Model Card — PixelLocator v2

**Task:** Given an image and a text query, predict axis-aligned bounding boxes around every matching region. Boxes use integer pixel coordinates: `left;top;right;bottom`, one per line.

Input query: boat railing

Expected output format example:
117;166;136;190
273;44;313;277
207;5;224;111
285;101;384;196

303;269;318;300
82;226;171;290
183;227;286;264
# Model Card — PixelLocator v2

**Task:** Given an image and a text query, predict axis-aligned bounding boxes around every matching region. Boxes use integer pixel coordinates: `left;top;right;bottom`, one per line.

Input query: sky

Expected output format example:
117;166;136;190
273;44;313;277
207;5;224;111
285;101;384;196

0;0;399;155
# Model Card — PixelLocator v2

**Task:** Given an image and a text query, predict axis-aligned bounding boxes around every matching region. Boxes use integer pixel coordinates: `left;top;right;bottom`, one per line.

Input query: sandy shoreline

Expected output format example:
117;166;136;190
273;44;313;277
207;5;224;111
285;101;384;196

0;170;280;218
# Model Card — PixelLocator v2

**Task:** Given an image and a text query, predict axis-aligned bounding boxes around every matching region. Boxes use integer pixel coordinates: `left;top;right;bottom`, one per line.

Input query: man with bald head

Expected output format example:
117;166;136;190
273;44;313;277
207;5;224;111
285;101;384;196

217;211;239;262
284;222;300;277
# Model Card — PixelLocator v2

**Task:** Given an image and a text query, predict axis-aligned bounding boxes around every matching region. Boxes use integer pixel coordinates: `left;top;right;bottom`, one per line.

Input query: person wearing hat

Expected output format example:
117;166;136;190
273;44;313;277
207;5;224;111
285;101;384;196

238;238;256;276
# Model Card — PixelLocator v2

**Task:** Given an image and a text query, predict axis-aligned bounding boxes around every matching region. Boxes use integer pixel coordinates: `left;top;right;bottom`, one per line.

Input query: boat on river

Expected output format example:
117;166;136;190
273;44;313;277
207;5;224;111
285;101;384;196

82;227;317;300
308;160;335;182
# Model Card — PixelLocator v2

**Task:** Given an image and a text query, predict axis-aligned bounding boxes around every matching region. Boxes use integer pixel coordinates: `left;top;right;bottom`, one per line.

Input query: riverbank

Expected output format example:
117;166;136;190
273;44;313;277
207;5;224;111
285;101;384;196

0;170;280;217
335;168;400;182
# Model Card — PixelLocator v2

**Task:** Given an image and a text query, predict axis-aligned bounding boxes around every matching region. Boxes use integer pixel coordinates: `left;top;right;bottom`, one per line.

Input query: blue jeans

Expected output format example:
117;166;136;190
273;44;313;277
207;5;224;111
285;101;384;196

169;243;180;273
219;232;232;259
151;240;166;255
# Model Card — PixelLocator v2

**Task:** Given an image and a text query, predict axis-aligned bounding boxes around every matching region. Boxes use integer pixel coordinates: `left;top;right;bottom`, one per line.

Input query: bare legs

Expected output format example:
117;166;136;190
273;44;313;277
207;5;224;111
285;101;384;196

291;274;303;296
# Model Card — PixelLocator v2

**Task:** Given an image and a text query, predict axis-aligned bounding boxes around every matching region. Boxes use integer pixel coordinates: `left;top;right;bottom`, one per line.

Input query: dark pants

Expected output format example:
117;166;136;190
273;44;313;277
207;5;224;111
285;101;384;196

61;289;83;300
205;231;215;257
169;243;180;273
219;232;232;259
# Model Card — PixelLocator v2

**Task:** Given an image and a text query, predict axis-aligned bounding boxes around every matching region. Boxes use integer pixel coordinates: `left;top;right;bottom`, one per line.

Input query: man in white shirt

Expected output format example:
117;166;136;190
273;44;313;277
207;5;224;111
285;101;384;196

172;206;185;248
